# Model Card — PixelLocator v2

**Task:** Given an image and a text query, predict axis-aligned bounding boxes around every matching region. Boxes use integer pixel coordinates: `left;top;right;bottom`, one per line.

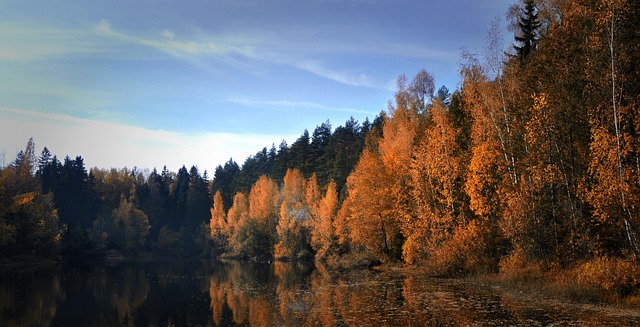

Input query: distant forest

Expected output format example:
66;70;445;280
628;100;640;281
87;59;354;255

1;0;639;294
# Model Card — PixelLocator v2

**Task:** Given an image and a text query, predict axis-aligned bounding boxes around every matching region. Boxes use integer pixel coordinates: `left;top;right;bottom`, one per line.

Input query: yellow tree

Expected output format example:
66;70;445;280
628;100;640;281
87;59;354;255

585;0;640;258
379;74;423;227
341;140;402;261
275;168;312;259
513;0;595;264
407;101;464;264
310;180;338;259
305;174;321;223
460;25;529;270
226;192;249;256
209;191;227;246
248;175;280;243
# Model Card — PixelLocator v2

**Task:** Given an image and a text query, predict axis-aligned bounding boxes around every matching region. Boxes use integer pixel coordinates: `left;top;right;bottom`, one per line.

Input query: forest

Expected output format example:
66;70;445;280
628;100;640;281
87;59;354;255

1;0;639;299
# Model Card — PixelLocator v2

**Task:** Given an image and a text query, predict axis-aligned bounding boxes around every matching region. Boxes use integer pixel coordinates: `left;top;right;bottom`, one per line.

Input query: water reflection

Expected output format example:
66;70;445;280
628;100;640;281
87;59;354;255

0;266;65;326
1;260;639;326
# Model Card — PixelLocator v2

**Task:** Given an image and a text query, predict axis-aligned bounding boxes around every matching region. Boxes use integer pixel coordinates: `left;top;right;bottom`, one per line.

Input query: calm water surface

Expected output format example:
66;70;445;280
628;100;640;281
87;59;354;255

1;259;638;326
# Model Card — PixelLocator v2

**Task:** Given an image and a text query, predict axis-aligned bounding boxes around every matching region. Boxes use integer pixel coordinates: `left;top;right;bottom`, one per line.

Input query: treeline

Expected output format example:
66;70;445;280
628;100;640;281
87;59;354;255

211;116;383;213
0;142;214;257
1;0;639;293
0;113;379;258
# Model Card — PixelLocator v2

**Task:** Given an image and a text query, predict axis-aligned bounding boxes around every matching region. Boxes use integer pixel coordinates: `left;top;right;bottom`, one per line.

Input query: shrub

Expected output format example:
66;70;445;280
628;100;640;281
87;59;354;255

426;220;497;276
574;256;640;297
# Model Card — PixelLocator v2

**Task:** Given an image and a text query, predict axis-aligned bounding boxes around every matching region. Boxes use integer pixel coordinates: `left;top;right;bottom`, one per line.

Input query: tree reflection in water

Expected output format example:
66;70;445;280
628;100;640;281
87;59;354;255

1;261;640;326
208;261;640;326
0;266;65;327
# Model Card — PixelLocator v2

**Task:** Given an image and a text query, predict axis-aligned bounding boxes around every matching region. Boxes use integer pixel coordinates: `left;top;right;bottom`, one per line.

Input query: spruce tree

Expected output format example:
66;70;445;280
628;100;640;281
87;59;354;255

514;0;541;62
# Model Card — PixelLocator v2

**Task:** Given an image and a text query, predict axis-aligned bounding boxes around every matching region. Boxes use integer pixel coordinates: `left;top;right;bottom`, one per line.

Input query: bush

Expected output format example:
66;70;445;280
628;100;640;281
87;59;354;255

498;246;545;283
573;256;640;297
426;220;497;276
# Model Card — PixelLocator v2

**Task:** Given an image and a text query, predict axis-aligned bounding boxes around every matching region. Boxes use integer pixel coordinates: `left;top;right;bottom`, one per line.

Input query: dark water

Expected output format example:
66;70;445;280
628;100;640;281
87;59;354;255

1;259;638;326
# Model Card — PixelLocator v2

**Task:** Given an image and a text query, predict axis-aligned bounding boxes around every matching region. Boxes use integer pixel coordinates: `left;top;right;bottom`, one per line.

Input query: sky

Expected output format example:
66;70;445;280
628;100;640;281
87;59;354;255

0;0;513;175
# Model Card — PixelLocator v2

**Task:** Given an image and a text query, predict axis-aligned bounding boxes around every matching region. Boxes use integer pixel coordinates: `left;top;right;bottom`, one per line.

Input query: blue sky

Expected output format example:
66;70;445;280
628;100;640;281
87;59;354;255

0;0;513;174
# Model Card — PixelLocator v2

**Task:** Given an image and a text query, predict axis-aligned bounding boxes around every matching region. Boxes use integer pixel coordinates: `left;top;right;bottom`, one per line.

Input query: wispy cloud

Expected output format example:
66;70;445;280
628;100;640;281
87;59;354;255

293;59;377;88
0;21;101;60
0;107;286;173
93;20;255;59
92;20;390;89
227;98;377;116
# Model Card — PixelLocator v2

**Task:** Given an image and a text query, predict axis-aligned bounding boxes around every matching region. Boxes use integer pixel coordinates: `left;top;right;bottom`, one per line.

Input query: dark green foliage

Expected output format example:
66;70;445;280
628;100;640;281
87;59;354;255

436;85;451;107
310;121;333;186
514;0;541;63
172;166;190;223
324;117;365;195
288;129;311;176
236;148;270;193
186;166;211;231
136;168;171;241
212;159;240;213
232;219;272;259
41;155;98;252
271;140;290;183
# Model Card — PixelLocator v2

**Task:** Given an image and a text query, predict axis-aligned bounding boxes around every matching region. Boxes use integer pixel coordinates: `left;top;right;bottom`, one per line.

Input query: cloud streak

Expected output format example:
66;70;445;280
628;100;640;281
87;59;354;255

0;21;101;60
227;98;377;116
93;20;256;59
293;59;377;88
0;18;451;90
92;20;392;89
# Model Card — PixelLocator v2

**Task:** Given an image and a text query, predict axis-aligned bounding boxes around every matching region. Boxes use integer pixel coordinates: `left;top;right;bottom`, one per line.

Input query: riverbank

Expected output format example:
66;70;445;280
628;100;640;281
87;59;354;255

0;254;61;268
371;259;640;311
479;265;640;308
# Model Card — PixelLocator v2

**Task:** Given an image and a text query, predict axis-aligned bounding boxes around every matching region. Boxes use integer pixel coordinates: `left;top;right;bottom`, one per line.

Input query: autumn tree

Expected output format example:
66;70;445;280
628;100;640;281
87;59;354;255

310;180;338;260
460;23;530;270
339;135;403;261
226;192;250;256
514;0;593;264
0;139;62;256
247;175;280;256
275;169;313;260
406;101;465;264
585;0;640;259
210;191;227;247
2;189;61;256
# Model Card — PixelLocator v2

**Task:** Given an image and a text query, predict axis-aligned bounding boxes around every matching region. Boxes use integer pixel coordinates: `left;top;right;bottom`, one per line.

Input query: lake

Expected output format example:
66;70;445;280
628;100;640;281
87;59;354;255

1;259;638;326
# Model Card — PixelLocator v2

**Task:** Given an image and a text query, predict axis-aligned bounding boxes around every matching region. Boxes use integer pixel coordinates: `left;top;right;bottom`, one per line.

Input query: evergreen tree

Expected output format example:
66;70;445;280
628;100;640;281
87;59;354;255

272;140;290;184
212;159;240;213
289;129;311;176
172;165;190;225
435;85;451;107
514;0;542;62
310;121;332;185
56;156;97;251
186;166;211;233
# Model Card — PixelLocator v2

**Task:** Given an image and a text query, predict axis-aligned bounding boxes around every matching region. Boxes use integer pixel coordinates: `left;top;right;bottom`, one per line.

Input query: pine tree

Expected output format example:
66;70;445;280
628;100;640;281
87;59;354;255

514;0;542;62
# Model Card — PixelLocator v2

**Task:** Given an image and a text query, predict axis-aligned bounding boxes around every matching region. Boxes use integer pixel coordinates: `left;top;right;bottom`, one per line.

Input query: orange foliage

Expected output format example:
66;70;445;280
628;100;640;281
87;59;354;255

406;102;464;264
275;169;311;259
248;175;280;236
341;146;402;261
311;180;338;259
227;192;249;234
210;191;226;238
